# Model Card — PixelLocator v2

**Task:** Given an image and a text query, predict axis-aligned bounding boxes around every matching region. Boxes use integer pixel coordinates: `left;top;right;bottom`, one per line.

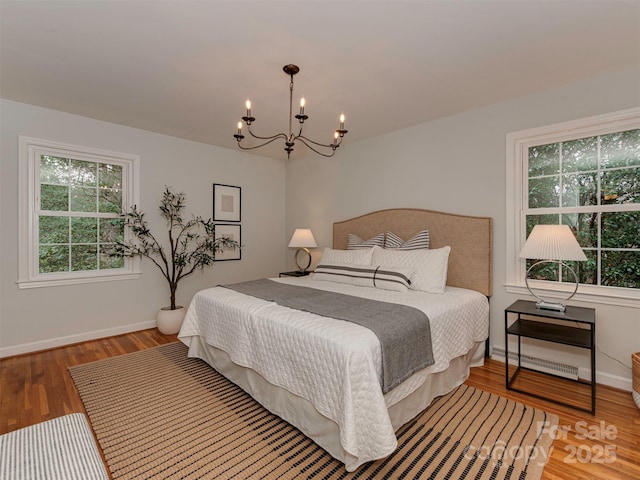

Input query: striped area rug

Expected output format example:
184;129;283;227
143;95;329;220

0;413;110;480
69;342;557;480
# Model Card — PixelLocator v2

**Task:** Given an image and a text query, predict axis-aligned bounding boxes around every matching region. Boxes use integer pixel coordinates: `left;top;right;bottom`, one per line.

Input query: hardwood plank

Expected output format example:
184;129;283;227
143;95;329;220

467;358;640;480
0;329;177;434
1;330;638;480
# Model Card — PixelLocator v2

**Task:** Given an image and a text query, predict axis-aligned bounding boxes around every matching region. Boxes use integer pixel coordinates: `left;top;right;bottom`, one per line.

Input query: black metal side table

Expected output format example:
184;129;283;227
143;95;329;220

279;270;312;278
505;299;596;413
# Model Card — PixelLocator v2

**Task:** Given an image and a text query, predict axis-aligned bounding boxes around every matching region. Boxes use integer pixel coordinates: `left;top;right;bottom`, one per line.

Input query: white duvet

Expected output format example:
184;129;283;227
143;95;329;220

178;277;488;469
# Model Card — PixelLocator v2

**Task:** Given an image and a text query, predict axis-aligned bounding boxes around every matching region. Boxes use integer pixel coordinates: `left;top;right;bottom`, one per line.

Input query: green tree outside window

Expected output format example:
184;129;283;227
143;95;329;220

38;155;124;274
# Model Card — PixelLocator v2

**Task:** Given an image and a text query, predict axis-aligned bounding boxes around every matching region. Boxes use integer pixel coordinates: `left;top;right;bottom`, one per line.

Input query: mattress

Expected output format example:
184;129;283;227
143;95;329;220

179;276;489;471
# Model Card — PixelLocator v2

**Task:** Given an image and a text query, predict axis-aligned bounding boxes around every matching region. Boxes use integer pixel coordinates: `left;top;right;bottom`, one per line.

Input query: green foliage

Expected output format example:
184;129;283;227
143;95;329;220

38;155;126;275
113;186;240;309
39;245;69;273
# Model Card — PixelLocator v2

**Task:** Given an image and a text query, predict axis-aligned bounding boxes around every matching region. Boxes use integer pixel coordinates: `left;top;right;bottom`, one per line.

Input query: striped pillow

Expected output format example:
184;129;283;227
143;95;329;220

372;245;450;293
347;233;385;250
313;262;413;292
384;229;429;250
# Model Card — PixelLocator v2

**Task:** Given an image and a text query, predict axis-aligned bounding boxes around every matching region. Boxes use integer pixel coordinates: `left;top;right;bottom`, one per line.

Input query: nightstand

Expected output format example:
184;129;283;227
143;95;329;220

279;270;312;278
505;299;596;413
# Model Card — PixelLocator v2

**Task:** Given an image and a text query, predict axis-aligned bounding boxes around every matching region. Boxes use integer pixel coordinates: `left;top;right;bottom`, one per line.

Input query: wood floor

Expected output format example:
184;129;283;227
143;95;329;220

1;329;639;480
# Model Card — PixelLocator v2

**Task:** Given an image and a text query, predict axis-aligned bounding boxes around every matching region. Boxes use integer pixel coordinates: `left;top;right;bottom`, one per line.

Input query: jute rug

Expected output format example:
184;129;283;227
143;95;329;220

69;342;557;480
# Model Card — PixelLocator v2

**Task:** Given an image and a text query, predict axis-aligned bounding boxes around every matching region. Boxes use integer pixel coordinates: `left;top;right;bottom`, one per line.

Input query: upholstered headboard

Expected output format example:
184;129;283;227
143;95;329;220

333;208;493;296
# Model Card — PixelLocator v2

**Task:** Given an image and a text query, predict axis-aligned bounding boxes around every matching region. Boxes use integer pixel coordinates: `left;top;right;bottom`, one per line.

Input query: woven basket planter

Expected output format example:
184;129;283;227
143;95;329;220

633;352;640;409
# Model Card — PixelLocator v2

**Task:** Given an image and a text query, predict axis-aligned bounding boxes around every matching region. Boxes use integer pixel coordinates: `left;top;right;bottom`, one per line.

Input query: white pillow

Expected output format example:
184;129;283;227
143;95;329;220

347;233;385;249
371;245;451;293
318;247;373;266
384;229;429;250
313;262;414;292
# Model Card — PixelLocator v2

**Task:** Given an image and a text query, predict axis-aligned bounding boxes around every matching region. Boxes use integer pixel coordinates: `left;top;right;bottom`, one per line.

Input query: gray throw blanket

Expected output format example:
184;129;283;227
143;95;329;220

222;279;434;393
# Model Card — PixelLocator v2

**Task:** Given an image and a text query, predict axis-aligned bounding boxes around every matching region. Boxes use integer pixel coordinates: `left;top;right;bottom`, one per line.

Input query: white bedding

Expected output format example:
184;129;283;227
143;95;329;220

178;277;489;470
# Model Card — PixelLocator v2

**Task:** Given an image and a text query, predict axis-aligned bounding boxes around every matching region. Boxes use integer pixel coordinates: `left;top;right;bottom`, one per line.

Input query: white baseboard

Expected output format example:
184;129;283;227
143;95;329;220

0;320;157;358
491;347;633;392
577;367;632;392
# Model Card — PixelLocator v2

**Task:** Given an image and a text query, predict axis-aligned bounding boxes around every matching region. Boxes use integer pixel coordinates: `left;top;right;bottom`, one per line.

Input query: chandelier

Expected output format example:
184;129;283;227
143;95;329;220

234;64;348;159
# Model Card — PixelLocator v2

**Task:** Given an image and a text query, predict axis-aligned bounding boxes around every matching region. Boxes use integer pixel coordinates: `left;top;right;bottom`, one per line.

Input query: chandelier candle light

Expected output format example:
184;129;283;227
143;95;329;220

519;224;588;312
234;64;348;159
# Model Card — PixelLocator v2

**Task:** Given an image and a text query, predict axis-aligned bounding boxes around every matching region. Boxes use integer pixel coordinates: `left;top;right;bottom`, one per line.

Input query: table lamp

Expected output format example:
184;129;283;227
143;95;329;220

288;228;317;272
519;224;587;312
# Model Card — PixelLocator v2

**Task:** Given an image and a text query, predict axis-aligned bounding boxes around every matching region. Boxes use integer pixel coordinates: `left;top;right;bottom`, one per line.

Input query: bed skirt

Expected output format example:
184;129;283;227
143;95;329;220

184;336;484;471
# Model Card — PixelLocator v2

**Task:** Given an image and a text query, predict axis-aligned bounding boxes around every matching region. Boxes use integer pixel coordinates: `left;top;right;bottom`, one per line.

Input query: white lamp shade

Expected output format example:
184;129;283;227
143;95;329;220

288;229;317;248
519;225;587;261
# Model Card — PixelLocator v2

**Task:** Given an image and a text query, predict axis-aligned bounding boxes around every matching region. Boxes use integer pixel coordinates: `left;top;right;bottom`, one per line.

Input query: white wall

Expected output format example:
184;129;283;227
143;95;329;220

0;99;287;356
286;67;640;391
3;66;639;389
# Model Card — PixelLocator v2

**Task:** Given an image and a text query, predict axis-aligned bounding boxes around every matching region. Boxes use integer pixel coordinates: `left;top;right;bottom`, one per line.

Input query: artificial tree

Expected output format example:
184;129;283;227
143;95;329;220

115;186;239;310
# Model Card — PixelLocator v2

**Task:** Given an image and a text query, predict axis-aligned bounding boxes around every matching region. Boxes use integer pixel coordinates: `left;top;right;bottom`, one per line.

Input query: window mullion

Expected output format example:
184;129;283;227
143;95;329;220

67;216;72;272
33;159;41;280
596;136;601;287
597;212;602;286
37;210;120;218
558;141;564;212
524;204;640;215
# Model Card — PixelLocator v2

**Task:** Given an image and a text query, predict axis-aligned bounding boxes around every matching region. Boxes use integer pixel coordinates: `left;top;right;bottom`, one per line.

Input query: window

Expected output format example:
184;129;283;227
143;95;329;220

506;108;640;307
18;137;140;288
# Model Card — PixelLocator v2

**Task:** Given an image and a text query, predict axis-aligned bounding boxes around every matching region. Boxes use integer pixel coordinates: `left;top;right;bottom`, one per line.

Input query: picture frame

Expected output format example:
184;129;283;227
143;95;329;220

213;184;241;222
214;224;241;261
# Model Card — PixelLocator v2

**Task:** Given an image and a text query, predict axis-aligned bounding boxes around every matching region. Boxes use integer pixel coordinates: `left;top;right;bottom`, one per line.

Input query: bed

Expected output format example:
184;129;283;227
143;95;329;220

178;208;493;472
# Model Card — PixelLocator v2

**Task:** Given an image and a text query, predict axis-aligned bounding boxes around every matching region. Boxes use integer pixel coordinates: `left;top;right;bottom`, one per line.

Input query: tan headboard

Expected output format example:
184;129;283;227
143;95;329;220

333;208;493;296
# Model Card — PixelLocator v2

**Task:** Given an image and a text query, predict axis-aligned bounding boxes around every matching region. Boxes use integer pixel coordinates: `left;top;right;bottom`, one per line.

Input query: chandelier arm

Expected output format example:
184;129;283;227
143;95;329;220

246;126;288;141
297;134;342;148
237;136;286;150
295;137;337;158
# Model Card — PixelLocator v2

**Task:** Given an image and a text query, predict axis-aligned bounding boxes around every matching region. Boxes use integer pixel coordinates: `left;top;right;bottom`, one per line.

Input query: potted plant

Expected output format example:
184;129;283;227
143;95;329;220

114;186;240;334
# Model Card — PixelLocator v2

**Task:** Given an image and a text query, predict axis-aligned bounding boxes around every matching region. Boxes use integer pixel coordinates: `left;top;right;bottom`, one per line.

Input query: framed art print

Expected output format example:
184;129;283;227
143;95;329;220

213;184;241;222
214;224;241;261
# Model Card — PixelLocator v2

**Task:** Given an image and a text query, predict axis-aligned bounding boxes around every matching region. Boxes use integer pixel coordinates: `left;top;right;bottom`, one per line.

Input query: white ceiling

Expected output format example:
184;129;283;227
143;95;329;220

2;0;640;160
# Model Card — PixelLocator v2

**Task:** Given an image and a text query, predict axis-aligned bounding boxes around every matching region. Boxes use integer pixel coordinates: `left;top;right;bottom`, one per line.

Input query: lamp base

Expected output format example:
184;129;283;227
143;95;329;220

294;248;312;272
525;260;579;314
535;301;566;313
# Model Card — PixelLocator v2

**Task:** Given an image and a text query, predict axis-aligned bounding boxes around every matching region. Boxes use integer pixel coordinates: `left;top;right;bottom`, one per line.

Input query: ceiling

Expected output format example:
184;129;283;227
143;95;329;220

2;1;640;160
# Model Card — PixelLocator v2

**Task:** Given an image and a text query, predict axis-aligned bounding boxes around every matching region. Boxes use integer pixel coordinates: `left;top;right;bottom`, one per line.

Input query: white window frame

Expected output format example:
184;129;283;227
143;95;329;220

505;107;640;308
18;136;141;289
